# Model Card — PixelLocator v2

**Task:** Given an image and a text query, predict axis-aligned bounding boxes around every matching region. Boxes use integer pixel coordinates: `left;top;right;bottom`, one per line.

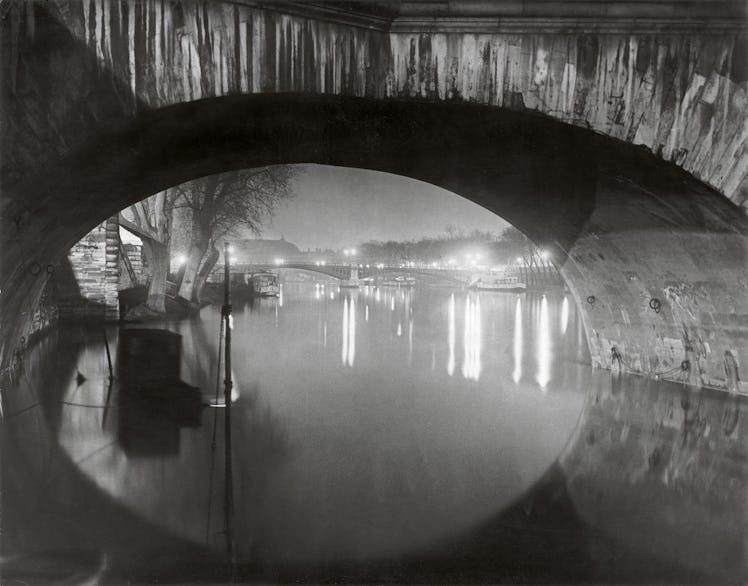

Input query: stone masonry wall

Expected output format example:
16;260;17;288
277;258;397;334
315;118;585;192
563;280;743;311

57;217;120;320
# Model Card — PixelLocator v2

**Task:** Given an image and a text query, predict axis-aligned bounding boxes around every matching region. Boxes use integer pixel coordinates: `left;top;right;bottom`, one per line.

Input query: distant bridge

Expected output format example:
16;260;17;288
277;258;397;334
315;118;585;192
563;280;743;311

209;261;473;285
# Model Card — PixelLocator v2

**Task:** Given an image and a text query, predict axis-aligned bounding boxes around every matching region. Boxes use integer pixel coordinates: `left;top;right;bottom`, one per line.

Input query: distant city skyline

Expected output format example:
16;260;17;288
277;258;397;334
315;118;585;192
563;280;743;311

258;164;509;251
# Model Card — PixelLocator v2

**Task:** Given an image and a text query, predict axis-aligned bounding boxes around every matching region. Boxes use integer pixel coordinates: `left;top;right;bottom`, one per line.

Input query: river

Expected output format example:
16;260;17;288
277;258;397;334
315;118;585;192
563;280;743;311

3;282;744;583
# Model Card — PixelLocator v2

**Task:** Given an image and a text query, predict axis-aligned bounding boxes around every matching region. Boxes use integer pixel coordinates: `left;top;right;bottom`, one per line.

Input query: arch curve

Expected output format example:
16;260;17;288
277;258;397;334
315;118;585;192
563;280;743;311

2;93;747;388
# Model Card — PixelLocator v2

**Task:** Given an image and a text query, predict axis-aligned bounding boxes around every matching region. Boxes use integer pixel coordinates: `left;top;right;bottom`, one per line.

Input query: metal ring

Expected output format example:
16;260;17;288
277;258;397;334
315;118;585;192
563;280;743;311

649;298;661;313
46;264;55;275
586;295;596;305
27;262;42;276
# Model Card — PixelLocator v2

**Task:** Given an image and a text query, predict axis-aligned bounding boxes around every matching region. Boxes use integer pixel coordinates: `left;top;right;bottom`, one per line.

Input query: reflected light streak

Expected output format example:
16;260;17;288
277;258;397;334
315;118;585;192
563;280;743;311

365;305;369;321
375;288;381;302
512;296;522;384
397;322;402;337
461;295;482;381
536;295;551;390
349;297;356;367
391;297;395;311
342;297;349;365
447;294;455;376
341;297;356;367
279;286;284;307
561;296;569;334
408;320;413;366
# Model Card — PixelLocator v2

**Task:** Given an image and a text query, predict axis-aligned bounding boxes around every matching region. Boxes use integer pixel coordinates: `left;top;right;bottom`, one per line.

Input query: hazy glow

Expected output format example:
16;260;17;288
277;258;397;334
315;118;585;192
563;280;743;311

462;295;482;381
560;296;569;334
447;294;455;376
537;295;551;389
512;296;522;384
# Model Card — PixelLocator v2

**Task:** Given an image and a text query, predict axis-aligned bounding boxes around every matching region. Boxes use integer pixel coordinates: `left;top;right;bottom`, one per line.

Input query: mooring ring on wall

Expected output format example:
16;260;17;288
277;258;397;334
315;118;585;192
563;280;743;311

27;262;42;276
46;264;55;276
586;295;596;306
649;298;662;313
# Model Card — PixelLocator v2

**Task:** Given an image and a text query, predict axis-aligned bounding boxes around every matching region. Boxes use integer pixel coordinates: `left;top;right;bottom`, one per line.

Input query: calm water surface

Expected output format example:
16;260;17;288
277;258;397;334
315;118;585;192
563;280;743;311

15;284;600;564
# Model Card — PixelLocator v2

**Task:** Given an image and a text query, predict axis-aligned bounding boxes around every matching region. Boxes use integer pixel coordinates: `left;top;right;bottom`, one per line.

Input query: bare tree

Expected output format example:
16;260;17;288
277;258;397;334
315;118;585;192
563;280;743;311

120;189;177;313
175;167;293;303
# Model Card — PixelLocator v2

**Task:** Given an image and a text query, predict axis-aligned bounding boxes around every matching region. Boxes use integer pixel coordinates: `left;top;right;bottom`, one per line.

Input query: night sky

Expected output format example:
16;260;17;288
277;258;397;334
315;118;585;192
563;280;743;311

260;165;509;251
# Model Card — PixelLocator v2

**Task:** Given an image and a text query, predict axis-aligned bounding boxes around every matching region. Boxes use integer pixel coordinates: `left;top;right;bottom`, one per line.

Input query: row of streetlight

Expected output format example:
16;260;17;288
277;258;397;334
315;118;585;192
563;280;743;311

172;246;551;269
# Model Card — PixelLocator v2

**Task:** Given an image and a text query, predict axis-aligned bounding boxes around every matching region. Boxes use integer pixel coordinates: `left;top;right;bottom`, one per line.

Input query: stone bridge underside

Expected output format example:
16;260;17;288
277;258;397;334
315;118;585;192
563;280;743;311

1;0;747;389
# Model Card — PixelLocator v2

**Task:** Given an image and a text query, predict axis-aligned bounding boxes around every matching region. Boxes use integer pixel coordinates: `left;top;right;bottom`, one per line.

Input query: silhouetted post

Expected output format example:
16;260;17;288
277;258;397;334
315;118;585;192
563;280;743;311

102;328;113;381
223;242;236;570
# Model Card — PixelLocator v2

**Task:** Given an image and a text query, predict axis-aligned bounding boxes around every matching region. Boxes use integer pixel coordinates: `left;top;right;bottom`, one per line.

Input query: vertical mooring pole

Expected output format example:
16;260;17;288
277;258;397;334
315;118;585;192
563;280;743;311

102;328;113;381
223;242;236;571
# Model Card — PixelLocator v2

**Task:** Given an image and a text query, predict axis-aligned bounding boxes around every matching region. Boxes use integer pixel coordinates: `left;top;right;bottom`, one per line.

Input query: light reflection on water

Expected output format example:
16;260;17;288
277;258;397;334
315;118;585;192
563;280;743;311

461;294;482;381
537;295;551;390
561;296;569;335
512;296;522;384
447;293;456;376
44;284;594;564
341;296;356;367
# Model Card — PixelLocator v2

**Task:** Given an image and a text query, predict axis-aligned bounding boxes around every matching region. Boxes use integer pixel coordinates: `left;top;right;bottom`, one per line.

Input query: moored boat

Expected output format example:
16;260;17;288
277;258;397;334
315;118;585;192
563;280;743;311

469;275;526;292
250;272;280;296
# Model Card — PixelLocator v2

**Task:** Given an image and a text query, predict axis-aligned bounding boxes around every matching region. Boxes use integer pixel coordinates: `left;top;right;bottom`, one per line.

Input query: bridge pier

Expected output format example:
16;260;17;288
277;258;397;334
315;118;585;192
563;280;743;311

55;217;121;321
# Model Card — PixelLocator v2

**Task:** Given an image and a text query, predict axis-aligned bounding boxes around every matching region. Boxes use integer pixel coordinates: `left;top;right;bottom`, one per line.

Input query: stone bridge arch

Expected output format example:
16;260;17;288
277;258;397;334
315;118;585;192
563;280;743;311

5;0;746;207
2;1;747;390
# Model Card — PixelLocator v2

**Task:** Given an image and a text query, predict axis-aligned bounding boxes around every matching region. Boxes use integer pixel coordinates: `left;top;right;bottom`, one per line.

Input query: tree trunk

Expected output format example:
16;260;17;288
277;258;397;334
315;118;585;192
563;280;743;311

177;242;206;301
193;246;220;303
144;239;169;312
